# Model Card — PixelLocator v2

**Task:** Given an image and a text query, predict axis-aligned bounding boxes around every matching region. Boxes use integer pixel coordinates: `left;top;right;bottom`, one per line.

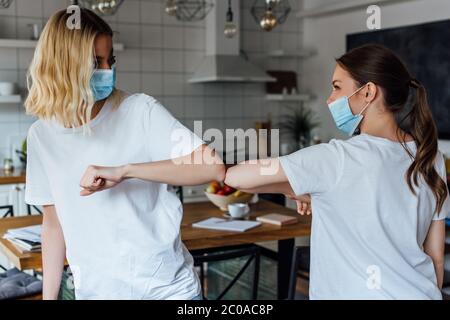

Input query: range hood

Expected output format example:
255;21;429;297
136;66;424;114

189;0;276;83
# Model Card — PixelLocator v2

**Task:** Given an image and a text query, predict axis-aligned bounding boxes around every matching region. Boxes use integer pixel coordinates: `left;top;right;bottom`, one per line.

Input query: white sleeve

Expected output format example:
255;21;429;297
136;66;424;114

279;140;344;196
143;96;204;162
432;153;450;221
24;127;54;206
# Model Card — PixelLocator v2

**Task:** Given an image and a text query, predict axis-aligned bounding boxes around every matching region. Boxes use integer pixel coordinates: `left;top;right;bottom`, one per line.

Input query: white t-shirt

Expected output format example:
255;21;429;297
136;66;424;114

280;133;450;300
25;92;204;299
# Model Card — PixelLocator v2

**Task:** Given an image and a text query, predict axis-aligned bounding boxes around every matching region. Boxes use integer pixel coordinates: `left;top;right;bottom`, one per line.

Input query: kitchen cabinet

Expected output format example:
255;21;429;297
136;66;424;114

0;184;29;217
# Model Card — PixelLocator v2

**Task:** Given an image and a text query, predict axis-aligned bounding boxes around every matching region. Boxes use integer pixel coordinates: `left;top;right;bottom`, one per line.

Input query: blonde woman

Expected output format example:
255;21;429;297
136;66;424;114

24;9;224;300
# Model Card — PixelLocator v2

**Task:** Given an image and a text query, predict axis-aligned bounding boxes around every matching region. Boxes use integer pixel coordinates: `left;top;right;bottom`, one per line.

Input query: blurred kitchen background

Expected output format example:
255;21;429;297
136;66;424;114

0;0;449;300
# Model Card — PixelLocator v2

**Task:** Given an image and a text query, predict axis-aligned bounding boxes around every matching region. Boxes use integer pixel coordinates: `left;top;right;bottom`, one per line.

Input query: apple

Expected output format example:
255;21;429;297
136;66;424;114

206;185;218;194
216;189;227;196
210;181;221;189
206;181;222;194
222;185;235;195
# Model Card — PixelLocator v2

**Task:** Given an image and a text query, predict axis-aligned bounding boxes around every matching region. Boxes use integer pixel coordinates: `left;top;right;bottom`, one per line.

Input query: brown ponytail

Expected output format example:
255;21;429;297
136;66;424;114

407;80;448;214
336;44;448;214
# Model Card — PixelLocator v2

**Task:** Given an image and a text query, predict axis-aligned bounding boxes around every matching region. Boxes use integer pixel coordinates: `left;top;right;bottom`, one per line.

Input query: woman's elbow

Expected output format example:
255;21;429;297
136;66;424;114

214;163;226;182
224;167;244;189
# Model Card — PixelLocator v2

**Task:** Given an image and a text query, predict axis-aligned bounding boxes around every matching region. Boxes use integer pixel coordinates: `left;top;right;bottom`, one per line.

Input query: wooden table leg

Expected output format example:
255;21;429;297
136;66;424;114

277;238;295;300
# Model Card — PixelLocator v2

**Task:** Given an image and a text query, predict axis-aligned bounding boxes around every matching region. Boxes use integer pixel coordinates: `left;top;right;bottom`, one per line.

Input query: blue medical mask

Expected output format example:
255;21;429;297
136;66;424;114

90;66;116;102
328;84;370;136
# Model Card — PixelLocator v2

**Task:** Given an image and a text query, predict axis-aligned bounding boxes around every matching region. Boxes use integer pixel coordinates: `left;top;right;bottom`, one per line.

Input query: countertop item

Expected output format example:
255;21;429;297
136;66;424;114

0;169;26;185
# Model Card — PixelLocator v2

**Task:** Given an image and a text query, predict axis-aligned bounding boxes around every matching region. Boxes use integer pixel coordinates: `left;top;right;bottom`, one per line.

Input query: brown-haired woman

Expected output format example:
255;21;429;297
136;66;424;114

225;44;450;299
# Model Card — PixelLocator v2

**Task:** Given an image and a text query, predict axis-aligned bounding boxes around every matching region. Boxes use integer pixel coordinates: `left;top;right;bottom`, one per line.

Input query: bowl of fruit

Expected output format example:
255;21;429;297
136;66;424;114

205;181;253;211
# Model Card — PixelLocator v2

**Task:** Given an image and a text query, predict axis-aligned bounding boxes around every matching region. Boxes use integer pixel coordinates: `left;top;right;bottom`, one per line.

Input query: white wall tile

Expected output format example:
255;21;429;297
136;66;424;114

118;0;140;23
163;26;183;49
183;27;204;51
183;51;204;73
141;73;163;96
16;0;43;18
141;25;162;48
224;96;243;118
183;74;204;96
141;49;163;72
0;70;18;82
0;17;17;38
140;0;163;25
163;50;184;73
204;97;224;118
0;105;21;123
0;123;20;149
116;23;141;48
116;72;141;92
18;48;33;70
42;0;70;18
163;96;184;118
0;48;18;70
116;49;141;72
184;97;204;119
163;74;184;96
17;70;28;95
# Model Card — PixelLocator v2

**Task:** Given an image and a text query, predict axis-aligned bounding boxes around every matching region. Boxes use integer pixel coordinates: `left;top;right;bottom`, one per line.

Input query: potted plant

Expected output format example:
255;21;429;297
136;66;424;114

15;139;27;168
278;106;319;150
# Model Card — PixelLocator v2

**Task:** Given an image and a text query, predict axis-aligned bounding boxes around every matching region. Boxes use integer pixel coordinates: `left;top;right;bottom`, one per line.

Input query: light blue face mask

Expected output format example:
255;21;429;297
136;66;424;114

90;66;116;102
328;84;370;136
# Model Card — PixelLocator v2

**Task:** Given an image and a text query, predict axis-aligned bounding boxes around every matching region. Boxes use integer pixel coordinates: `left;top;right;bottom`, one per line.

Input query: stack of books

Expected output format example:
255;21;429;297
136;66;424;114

3;225;42;253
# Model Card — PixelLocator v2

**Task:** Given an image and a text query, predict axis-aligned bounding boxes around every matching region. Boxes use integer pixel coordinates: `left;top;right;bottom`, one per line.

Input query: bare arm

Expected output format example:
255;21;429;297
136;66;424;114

238;181;294;195
80;144;225;196
423;219;446;289
42;205;66;300
225;159;312;215
224;158;288;191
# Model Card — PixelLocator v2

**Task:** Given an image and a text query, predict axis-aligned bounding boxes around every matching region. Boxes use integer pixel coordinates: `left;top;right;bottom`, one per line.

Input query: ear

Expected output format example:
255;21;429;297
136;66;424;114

364;82;378;103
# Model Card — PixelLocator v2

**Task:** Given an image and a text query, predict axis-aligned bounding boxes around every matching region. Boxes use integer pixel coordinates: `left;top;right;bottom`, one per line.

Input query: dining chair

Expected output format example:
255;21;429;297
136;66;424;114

176;187;261;299
26;204;43;216
0;205;14;218
0;268;42;300
287;246;310;300
191;244;261;300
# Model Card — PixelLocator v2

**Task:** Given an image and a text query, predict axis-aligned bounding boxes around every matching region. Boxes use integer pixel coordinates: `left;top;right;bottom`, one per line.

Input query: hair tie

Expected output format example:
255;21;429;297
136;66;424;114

409;78;420;89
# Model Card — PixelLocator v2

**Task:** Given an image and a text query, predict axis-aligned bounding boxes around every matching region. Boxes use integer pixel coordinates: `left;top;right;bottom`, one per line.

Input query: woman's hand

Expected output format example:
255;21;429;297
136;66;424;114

79;165;126;196
286;194;312;215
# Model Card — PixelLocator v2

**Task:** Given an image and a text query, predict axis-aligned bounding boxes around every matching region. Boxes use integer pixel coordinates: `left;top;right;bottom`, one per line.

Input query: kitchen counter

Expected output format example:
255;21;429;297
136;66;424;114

0;169;26;185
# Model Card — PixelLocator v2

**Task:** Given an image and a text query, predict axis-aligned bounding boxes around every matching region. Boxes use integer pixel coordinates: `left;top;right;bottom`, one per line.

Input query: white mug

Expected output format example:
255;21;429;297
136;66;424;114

228;203;250;218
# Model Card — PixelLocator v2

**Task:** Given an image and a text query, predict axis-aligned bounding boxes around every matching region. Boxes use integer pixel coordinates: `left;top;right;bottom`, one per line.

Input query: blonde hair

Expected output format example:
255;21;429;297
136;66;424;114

25;8;122;129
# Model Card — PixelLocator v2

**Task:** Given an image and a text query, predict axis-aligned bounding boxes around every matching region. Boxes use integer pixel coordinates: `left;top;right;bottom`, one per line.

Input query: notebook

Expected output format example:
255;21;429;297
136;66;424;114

256;213;298;226
192;217;262;232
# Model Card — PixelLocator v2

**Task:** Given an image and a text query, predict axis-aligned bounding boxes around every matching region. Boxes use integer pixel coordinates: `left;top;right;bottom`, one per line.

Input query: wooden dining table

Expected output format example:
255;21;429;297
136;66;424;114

0;200;311;299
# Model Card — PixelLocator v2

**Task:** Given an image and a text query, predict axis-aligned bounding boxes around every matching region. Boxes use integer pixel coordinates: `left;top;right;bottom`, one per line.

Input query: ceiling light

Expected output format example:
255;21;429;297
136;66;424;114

224;0;237;38
0;0;13;9
78;0;124;16
251;0;291;32
165;0;213;22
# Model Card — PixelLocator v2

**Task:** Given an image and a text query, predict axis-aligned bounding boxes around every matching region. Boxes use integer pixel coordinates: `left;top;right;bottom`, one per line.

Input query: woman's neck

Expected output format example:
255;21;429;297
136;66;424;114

91;99;106;120
360;113;414;143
